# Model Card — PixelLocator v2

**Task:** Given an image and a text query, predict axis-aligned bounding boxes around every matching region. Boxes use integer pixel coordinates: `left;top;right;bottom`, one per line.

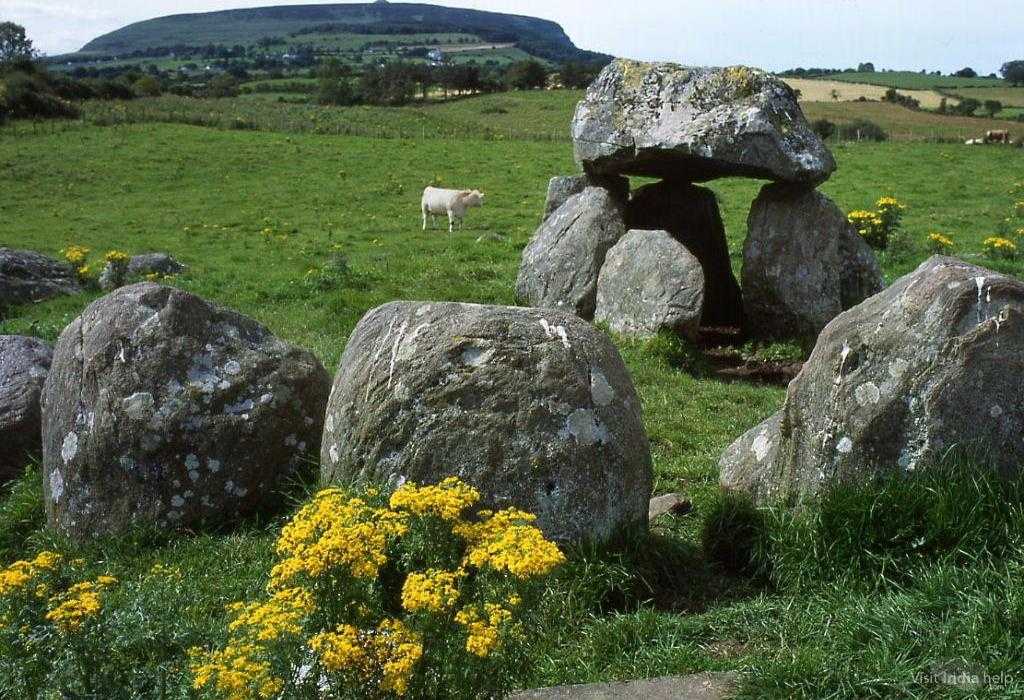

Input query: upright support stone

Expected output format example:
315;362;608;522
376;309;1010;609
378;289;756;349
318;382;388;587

742;183;883;346
628;181;743;328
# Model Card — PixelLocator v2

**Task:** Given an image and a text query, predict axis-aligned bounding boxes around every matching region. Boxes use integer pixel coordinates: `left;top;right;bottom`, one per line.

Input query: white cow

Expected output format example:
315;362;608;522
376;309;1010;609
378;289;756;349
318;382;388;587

421;187;485;233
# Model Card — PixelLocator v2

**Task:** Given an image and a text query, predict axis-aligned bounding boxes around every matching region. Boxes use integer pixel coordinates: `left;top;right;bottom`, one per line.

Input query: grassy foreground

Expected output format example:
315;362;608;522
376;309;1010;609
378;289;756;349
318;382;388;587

2;122;1024;697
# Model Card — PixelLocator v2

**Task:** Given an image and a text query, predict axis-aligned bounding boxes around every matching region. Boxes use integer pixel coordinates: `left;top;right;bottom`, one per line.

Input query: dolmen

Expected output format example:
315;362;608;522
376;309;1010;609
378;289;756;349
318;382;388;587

517;59;883;345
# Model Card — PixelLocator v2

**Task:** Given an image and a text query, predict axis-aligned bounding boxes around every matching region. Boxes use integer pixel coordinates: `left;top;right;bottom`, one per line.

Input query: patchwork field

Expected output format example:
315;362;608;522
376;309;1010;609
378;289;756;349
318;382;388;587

824;70;1006;89
782;77;952;110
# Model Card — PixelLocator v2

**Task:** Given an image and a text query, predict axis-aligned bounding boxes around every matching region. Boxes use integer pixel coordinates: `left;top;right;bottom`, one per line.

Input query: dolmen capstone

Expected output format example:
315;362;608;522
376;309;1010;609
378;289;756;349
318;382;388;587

0;248;81;316
0;335;52;482
720;257;1024;504
517;59;881;343
320;301;654;544
41;283;330;539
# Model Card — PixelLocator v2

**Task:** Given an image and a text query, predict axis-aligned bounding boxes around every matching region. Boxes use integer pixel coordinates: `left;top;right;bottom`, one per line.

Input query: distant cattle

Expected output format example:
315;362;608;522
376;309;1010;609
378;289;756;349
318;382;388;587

965;138;985;145
421;187;485;233
985;130;1011;144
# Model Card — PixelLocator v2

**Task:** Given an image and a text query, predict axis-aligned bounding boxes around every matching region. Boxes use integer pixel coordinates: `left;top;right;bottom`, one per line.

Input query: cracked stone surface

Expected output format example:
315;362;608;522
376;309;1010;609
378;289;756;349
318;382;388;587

542;173;629;222
572;59;835;184
0;335;52;482
720;257;1024;504
516;185;627;320
41;282;330;539
320;300;653;544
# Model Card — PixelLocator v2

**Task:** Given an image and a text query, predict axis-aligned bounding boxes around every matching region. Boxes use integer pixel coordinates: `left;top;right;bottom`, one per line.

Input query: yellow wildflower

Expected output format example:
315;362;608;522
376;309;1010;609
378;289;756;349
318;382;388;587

455;508;566;579
455;603;512;657
984;236;1017;259
926;232;954;253
270;490;407;589
401;569;462;613
227;587;314;642
61;245;90;265
310;619;423;696
309;623;368;672
45;576;116;634
0;551;61;597
104;250;130;264
389;477;480;521
189;642;283;700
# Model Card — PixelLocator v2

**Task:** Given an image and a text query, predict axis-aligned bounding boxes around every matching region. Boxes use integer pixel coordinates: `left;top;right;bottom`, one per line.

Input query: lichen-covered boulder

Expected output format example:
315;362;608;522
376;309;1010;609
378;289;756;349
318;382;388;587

127;253;186;278
572;59;835;184
0;336;52;482
0;248;81;314
595;230;705;339
41;283;331;539
628;181;743;327
542;173;629;221
321;301;653;543
720;257;1024;504
742;183;883;346
516;185;626;320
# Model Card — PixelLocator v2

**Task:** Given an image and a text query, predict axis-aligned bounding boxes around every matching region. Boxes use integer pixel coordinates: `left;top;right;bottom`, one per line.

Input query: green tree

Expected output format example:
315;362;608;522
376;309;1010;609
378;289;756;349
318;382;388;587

954;67;977;78
1002;60;1024;86
506;60;547;90
317;59;356;106
0;22;35;67
983;99;1003;117
133;75;161;97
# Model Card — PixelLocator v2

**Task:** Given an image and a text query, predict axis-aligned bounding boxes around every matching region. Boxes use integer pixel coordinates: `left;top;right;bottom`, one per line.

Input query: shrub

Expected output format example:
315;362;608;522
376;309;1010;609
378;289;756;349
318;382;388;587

0;69;78;120
810;118;836;140
189;478;565;698
926;232;954;254
838;119;888;142
983;236;1017;259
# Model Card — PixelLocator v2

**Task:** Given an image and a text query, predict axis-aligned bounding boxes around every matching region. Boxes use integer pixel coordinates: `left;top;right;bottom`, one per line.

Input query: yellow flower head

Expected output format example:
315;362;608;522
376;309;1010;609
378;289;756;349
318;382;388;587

455;603;513;657
310;619;423;696
189;642;283;700
389;477;480;521
104;250;130;264
401;569;462;614
227;586;315;642
45;577;115;634
455;508;566;579
61;245;90;265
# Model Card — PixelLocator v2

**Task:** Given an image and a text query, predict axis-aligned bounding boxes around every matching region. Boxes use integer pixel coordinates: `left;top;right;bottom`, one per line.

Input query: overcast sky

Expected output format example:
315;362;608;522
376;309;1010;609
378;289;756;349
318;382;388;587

6;0;1021;74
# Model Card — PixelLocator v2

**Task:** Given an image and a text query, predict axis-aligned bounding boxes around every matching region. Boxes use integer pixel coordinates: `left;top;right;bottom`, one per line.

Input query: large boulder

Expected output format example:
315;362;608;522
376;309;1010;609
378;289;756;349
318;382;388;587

0;248;81;314
542;173;629;222
720;257;1024;504
628;181;743;327
41;283;331;539
742;183;883;346
321;301;653;544
572;59;835;184
595;230;705;339
516;185;627;320
0;336;52;482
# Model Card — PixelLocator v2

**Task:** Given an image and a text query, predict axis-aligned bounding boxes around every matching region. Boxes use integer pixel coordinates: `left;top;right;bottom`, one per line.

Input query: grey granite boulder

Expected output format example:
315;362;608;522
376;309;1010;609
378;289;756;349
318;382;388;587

0;336;52;482
595;230;705;339
742;183;883;346
41;283;330;539
572;59;835;184
127;253;186;278
721;257;1024;504
321;301;653;544
0;248;81;314
516;185;627;320
543;173;629;221
628;181;743;327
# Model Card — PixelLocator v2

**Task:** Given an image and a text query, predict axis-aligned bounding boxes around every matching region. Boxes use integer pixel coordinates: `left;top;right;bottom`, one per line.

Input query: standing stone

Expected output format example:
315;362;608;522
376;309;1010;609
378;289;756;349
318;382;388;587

0;248;81;314
543;173;629;221
41;283;331;539
321;301;653;544
742;183;883;346
628;181;743;327
127;253;186;278
572;59;835;184
0;336;52;482
721;257;1024;504
595;230;705;339
516;186;627;320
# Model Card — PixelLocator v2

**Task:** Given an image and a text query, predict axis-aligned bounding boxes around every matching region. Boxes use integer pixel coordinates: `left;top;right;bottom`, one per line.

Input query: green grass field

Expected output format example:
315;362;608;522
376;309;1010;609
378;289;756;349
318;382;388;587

826;70;1007;89
2;116;1024;697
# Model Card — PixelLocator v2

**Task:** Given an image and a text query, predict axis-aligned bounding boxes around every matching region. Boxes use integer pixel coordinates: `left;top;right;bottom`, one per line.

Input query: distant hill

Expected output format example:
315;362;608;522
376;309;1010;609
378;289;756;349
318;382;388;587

77;2;609;64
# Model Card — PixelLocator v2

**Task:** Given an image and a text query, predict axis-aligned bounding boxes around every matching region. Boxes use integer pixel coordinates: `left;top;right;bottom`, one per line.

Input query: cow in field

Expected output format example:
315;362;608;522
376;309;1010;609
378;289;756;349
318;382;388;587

421;187;485;233
985;130;1011;144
